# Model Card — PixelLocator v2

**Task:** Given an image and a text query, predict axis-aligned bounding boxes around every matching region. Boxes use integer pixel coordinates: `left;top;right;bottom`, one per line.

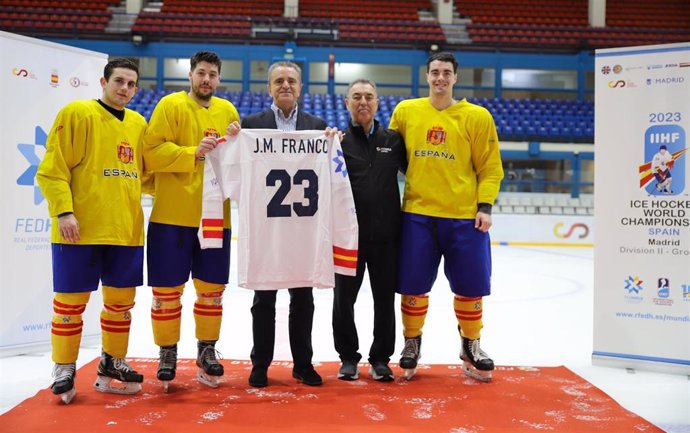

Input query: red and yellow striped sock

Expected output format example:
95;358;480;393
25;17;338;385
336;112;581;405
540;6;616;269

454;295;483;340
401;294;429;338
151;285;184;347
51;292;90;364
101;286;135;358
193;278;224;342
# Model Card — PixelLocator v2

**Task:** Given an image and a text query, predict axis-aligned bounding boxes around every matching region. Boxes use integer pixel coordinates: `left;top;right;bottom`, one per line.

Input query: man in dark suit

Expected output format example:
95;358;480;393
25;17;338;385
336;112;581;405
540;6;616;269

240;61;331;388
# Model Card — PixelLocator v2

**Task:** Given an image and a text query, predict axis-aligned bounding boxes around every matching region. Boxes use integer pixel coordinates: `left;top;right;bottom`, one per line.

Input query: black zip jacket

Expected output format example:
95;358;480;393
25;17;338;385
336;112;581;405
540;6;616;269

342;119;407;241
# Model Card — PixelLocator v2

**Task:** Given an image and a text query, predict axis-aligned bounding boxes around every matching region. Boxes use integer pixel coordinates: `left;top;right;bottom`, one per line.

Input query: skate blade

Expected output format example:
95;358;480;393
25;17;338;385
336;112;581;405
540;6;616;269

461;363;492;383
58;388;76;404
402;368;417;380
197;370;220;388
161;380;171;393
93;376;143;394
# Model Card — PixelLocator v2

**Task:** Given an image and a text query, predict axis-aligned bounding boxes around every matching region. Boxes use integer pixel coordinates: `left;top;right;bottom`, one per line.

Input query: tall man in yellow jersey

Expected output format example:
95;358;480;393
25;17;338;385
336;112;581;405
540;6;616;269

389;52;504;382
144;51;240;391
37;58;147;404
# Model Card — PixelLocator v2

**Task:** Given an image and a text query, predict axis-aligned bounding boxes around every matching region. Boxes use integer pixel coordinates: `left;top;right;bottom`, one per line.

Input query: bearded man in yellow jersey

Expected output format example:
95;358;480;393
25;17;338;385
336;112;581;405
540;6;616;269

389;52;504;382
144;51;240;391
37;58;147;404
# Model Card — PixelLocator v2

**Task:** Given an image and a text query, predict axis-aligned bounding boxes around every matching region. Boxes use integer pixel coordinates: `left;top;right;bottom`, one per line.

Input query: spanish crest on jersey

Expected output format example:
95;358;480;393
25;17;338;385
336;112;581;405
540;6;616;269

426;126;447;145
117;141;134;164
204;128;220;138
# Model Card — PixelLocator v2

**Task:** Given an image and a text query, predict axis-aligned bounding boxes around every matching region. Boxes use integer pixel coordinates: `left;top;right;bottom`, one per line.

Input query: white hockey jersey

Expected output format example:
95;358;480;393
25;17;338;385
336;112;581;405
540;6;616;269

199;129;358;290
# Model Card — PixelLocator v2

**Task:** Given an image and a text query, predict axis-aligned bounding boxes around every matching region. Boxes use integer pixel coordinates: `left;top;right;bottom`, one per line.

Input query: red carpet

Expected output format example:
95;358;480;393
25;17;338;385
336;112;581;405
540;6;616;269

0;358;661;433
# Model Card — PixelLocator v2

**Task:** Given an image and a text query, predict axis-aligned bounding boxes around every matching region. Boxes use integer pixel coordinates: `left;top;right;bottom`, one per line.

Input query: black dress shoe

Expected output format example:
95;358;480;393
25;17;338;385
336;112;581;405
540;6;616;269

249;366;268;388
292;366;323;386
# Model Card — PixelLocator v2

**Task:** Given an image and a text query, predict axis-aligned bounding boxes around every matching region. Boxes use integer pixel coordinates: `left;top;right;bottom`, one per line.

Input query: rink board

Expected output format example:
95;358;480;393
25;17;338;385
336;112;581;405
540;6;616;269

0;358;661;433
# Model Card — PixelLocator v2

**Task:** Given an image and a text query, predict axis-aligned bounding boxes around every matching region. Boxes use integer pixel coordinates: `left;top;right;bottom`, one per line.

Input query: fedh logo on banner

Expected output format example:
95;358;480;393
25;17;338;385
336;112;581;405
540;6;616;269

638;125;687;196
16;126;48;205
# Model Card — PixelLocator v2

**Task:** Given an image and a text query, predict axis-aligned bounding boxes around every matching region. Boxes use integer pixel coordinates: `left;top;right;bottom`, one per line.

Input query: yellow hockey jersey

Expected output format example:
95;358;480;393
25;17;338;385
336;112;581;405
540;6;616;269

389;98;504;219
144;91;239;228
37;99;147;245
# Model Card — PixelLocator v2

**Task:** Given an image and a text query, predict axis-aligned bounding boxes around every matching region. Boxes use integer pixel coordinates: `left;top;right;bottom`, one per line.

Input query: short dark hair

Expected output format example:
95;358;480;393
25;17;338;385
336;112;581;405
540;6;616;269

426;52;458;74
191;51;222;72
104;58;139;82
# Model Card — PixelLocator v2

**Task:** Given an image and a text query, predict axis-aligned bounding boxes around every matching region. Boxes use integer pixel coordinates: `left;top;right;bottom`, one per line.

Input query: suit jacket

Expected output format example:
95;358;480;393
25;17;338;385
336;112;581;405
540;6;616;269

241;107;327;131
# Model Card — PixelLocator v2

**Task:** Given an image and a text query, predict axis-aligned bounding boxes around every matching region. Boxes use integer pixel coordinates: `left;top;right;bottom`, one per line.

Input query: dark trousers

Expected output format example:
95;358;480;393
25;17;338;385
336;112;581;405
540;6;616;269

332;240;397;364
250;287;314;370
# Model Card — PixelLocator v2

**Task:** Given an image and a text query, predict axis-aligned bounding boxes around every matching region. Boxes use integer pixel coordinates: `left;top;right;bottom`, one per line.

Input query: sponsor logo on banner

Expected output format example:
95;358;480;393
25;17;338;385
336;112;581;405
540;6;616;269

647;64;663;70
646;76;685;86
682;284;690;301
665;64;679;68
552;222;590;239
653;277;674;306
680;62;690;68
607;80;636;88
69;76;89;88
613;65;622;74
12;67;37;79
15;126;52;252
50;69;59;88
601;65;611;75
16;126;48;205
624;276;644;303
638;125;687;196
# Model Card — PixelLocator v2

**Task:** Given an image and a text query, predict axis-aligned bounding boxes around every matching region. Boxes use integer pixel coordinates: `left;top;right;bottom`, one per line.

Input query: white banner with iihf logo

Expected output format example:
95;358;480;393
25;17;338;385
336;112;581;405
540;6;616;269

594;42;690;374
0;31;107;355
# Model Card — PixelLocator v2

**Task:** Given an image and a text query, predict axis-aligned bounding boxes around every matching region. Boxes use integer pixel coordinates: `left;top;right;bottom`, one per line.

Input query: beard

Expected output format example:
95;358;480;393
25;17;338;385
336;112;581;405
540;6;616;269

192;83;214;101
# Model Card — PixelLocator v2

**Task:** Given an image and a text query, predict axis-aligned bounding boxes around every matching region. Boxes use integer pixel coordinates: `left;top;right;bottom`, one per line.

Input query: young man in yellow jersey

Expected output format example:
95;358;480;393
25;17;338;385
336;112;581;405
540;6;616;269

37;58;148;404
389;52;504;382
144;51;240;391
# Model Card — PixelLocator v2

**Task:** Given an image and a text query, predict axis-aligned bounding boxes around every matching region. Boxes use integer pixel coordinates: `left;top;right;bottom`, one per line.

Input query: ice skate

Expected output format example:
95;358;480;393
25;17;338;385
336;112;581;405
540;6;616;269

93;352;143;394
399;336;421;379
157;344;177;393
460;336;494;382
196;340;224;388
51;363;77;404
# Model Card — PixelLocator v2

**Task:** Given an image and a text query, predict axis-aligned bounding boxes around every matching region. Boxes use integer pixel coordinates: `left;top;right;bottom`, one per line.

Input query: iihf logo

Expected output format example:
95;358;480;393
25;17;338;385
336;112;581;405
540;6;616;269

657;278;670;298
638;125;688;196
653;277;673;306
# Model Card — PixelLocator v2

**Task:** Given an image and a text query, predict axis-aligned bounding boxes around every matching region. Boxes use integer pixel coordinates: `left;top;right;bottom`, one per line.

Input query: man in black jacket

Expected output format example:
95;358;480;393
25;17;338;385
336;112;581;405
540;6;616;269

241;61;335;388
333;79;406;381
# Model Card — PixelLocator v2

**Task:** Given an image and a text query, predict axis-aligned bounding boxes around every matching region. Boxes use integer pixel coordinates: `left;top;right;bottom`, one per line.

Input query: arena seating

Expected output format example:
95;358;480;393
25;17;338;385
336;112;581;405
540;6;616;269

127;89;594;144
131;12;252;38
0;0;114;34
494;192;593;215
130;0;444;46
3;0;687;50
298;0;432;21
459;0;690;50
159;0;282;16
